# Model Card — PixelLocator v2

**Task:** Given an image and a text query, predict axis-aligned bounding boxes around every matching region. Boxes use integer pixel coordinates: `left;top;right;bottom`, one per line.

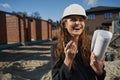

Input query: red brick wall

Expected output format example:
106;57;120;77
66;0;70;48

41;20;48;40
109;26;112;32
52;27;60;39
0;11;7;44
18;16;32;42
31;19;42;40
6;15;32;43
6;15;20;43
48;21;52;39
35;19;42;40
19;17;25;42
31;19;52;40
1;11;53;45
31;19;37;41
25;18;31;42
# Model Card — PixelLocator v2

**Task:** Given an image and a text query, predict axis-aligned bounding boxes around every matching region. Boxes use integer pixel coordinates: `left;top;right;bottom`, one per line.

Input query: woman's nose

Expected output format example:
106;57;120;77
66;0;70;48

75;20;80;24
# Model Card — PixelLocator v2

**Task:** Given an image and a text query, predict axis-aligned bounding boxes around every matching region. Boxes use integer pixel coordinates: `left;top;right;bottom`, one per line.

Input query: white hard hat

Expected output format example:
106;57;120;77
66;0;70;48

62;4;87;20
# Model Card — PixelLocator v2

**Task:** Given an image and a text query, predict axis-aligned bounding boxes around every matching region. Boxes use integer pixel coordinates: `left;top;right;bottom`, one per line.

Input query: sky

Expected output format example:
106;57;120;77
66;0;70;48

0;0;120;21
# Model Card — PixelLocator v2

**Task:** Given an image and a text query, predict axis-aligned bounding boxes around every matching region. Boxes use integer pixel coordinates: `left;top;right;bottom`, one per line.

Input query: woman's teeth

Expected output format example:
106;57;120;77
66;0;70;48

73;27;81;30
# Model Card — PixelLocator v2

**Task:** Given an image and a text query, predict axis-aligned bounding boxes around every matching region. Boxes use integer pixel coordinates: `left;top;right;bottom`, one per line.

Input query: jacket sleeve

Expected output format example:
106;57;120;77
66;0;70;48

97;69;106;80
51;43;71;80
52;60;72;80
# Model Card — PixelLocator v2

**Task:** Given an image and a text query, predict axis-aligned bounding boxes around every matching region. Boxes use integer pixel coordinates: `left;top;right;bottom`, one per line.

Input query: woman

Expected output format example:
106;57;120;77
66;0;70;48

52;4;106;80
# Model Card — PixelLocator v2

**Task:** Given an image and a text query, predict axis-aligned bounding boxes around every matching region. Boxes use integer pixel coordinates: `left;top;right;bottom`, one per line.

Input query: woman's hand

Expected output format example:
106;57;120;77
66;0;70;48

90;52;105;75
64;40;77;70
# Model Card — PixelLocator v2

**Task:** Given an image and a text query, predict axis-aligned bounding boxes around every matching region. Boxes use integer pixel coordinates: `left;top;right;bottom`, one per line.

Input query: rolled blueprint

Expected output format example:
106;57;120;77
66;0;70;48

91;30;113;60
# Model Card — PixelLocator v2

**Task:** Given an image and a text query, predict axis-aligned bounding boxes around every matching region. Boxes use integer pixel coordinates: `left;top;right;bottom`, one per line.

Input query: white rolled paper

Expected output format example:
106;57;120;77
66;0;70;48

91;30;113;60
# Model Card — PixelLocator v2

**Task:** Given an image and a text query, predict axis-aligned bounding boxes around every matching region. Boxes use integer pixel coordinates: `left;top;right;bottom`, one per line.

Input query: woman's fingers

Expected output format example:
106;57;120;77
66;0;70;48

64;40;78;60
64;41;72;53
90;52;105;75
65;41;73;50
90;53;96;65
65;41;77;52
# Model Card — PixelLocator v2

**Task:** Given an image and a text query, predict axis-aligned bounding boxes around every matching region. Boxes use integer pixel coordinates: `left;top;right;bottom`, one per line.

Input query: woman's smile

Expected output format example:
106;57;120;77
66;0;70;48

72;26;83;30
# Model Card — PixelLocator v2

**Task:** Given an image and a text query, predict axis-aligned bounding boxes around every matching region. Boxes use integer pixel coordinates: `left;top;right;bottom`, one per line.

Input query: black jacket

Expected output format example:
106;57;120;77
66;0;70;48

51;44;106;80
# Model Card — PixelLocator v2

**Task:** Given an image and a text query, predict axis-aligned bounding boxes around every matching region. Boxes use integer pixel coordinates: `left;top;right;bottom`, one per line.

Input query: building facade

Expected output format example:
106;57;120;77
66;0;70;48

86;6;120;35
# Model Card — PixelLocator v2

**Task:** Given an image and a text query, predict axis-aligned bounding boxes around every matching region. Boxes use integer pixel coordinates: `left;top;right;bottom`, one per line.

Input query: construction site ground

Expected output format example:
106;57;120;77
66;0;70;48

0;40;57;80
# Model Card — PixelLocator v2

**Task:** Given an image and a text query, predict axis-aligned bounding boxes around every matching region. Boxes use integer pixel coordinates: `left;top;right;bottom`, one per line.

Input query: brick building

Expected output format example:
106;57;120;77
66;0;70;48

86;6;120;35
0;11;52;45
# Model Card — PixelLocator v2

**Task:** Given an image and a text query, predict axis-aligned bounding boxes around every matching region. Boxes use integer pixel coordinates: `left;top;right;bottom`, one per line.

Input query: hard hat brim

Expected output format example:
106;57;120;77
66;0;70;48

62;14;88;20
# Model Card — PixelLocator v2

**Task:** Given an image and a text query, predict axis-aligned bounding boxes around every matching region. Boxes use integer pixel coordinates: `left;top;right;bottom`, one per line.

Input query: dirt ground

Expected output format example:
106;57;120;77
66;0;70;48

0;40;120;80
0;40;57;80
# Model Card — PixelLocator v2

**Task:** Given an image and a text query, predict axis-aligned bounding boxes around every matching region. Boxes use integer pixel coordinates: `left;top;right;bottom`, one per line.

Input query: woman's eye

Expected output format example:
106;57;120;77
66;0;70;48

69;17;84;22
79;18;84;21
70;18;76;21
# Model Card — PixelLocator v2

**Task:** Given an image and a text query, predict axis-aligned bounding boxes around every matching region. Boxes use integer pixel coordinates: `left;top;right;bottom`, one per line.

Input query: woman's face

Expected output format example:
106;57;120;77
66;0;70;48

64;15;85;37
